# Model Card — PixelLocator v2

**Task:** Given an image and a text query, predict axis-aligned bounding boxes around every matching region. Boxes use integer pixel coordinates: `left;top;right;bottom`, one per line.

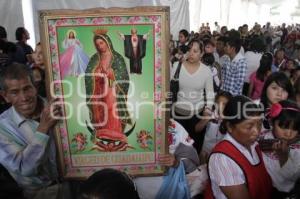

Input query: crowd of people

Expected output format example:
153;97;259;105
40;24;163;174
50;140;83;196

0;20;300;199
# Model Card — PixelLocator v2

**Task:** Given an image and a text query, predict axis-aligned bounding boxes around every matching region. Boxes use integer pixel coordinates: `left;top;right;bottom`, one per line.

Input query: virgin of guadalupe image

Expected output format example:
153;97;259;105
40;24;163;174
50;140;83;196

85;29;135;152
59;30;89;78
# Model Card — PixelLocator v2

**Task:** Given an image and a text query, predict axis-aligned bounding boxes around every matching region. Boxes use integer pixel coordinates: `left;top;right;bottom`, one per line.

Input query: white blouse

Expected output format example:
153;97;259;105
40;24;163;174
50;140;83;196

261;131;300;192
171;62;214;115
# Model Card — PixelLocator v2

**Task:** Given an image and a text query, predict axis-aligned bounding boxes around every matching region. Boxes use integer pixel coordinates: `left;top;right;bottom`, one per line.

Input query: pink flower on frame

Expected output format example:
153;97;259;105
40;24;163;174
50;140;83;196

92;17;104;24
133;16;140;22
77;18;85;24
149;15;159;22
155;75;162;83
112;16;122;23
156;40;161;48
155;58;161;69
128;17;135;24
156;123;161;132
154;92;161;101
155;27;160;33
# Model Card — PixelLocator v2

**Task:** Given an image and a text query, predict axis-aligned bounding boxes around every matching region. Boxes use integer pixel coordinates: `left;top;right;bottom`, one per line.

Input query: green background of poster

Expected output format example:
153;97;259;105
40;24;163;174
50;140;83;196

56;25;155;154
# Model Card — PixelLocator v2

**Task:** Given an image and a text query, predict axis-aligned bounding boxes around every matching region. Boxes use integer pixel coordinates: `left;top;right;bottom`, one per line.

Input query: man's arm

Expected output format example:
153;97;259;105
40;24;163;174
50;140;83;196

0;130;49;176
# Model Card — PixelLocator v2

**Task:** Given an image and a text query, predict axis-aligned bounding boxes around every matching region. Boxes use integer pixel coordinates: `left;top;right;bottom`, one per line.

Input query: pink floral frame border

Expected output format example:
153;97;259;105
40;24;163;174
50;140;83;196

39;7;170;178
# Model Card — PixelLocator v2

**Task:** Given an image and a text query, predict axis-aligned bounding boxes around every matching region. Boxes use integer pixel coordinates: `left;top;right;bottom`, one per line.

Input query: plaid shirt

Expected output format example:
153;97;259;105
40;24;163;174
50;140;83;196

221;53;247;96
0;106;58;193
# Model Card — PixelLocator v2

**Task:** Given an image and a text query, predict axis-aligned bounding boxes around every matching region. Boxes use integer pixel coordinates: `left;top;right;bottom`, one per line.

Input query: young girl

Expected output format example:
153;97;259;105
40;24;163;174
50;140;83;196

205;95;272;199
196;90;232;155
247;52;272;100
259;100;300;198
260;72;295;129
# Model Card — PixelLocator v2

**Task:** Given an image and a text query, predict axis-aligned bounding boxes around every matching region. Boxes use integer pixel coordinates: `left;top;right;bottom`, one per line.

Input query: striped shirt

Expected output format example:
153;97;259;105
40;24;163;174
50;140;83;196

221;52;247;96
208;133;260;199
0;106;58;193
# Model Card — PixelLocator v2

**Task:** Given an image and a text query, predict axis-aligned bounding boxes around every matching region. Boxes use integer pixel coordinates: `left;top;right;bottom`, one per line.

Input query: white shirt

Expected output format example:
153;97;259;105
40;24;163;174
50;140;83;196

217;54;230;68
171;62;215;115
208;134;260;199
261;131;300;192
244;51;262;83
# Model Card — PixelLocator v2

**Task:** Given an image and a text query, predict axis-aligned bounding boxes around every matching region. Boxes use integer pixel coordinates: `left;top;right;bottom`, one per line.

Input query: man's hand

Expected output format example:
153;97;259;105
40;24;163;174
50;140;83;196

37;99;62;134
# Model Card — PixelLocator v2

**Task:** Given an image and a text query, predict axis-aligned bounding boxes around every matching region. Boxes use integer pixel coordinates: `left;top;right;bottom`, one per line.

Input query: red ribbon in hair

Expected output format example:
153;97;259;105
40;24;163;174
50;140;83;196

268;103;282;118
268;103;300;118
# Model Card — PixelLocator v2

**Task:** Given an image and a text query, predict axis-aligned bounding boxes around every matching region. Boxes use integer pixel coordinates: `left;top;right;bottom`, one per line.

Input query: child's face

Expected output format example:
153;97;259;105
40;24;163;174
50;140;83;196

266;82;288;106
273;121;298;141
228;118;262;148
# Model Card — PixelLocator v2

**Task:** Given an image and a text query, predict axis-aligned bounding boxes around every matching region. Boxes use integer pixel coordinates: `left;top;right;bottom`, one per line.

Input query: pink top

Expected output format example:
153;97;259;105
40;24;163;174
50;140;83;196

249;72;265;100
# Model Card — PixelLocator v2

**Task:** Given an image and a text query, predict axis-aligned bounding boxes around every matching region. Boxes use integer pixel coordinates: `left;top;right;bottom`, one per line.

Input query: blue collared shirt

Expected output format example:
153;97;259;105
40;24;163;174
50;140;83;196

221;52;247;96
0;106;58;191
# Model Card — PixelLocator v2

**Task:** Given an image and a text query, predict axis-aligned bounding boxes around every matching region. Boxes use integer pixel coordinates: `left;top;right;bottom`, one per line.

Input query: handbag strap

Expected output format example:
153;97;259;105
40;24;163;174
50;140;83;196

173;62;182;79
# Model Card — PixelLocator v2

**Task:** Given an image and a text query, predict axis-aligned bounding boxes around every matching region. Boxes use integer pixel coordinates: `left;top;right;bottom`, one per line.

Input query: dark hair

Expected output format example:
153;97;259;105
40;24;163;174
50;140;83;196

0;26;7;39
217;36;228;44
215;90;232;102
226;30;242;53
221;95;262;132
249;37;266;53
31;66;46;98
274;48;285;58
0;40;16;54
15;27;26;41
260;72;294;109
80;168;140;199
203;39;215;47
256;52;273;81
179;29;189;38
187;39;204;53
202;53;215;66
221;26;227;32
270;100;300;132
0;63;33;91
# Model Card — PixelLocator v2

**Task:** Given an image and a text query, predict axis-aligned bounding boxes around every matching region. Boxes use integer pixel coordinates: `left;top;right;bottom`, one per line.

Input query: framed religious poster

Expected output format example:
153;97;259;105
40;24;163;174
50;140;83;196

39;7;170;178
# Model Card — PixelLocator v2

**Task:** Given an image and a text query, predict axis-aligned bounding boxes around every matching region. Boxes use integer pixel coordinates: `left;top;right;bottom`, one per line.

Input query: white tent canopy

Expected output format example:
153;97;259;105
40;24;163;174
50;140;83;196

0;0;190;46
0;0;299;47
